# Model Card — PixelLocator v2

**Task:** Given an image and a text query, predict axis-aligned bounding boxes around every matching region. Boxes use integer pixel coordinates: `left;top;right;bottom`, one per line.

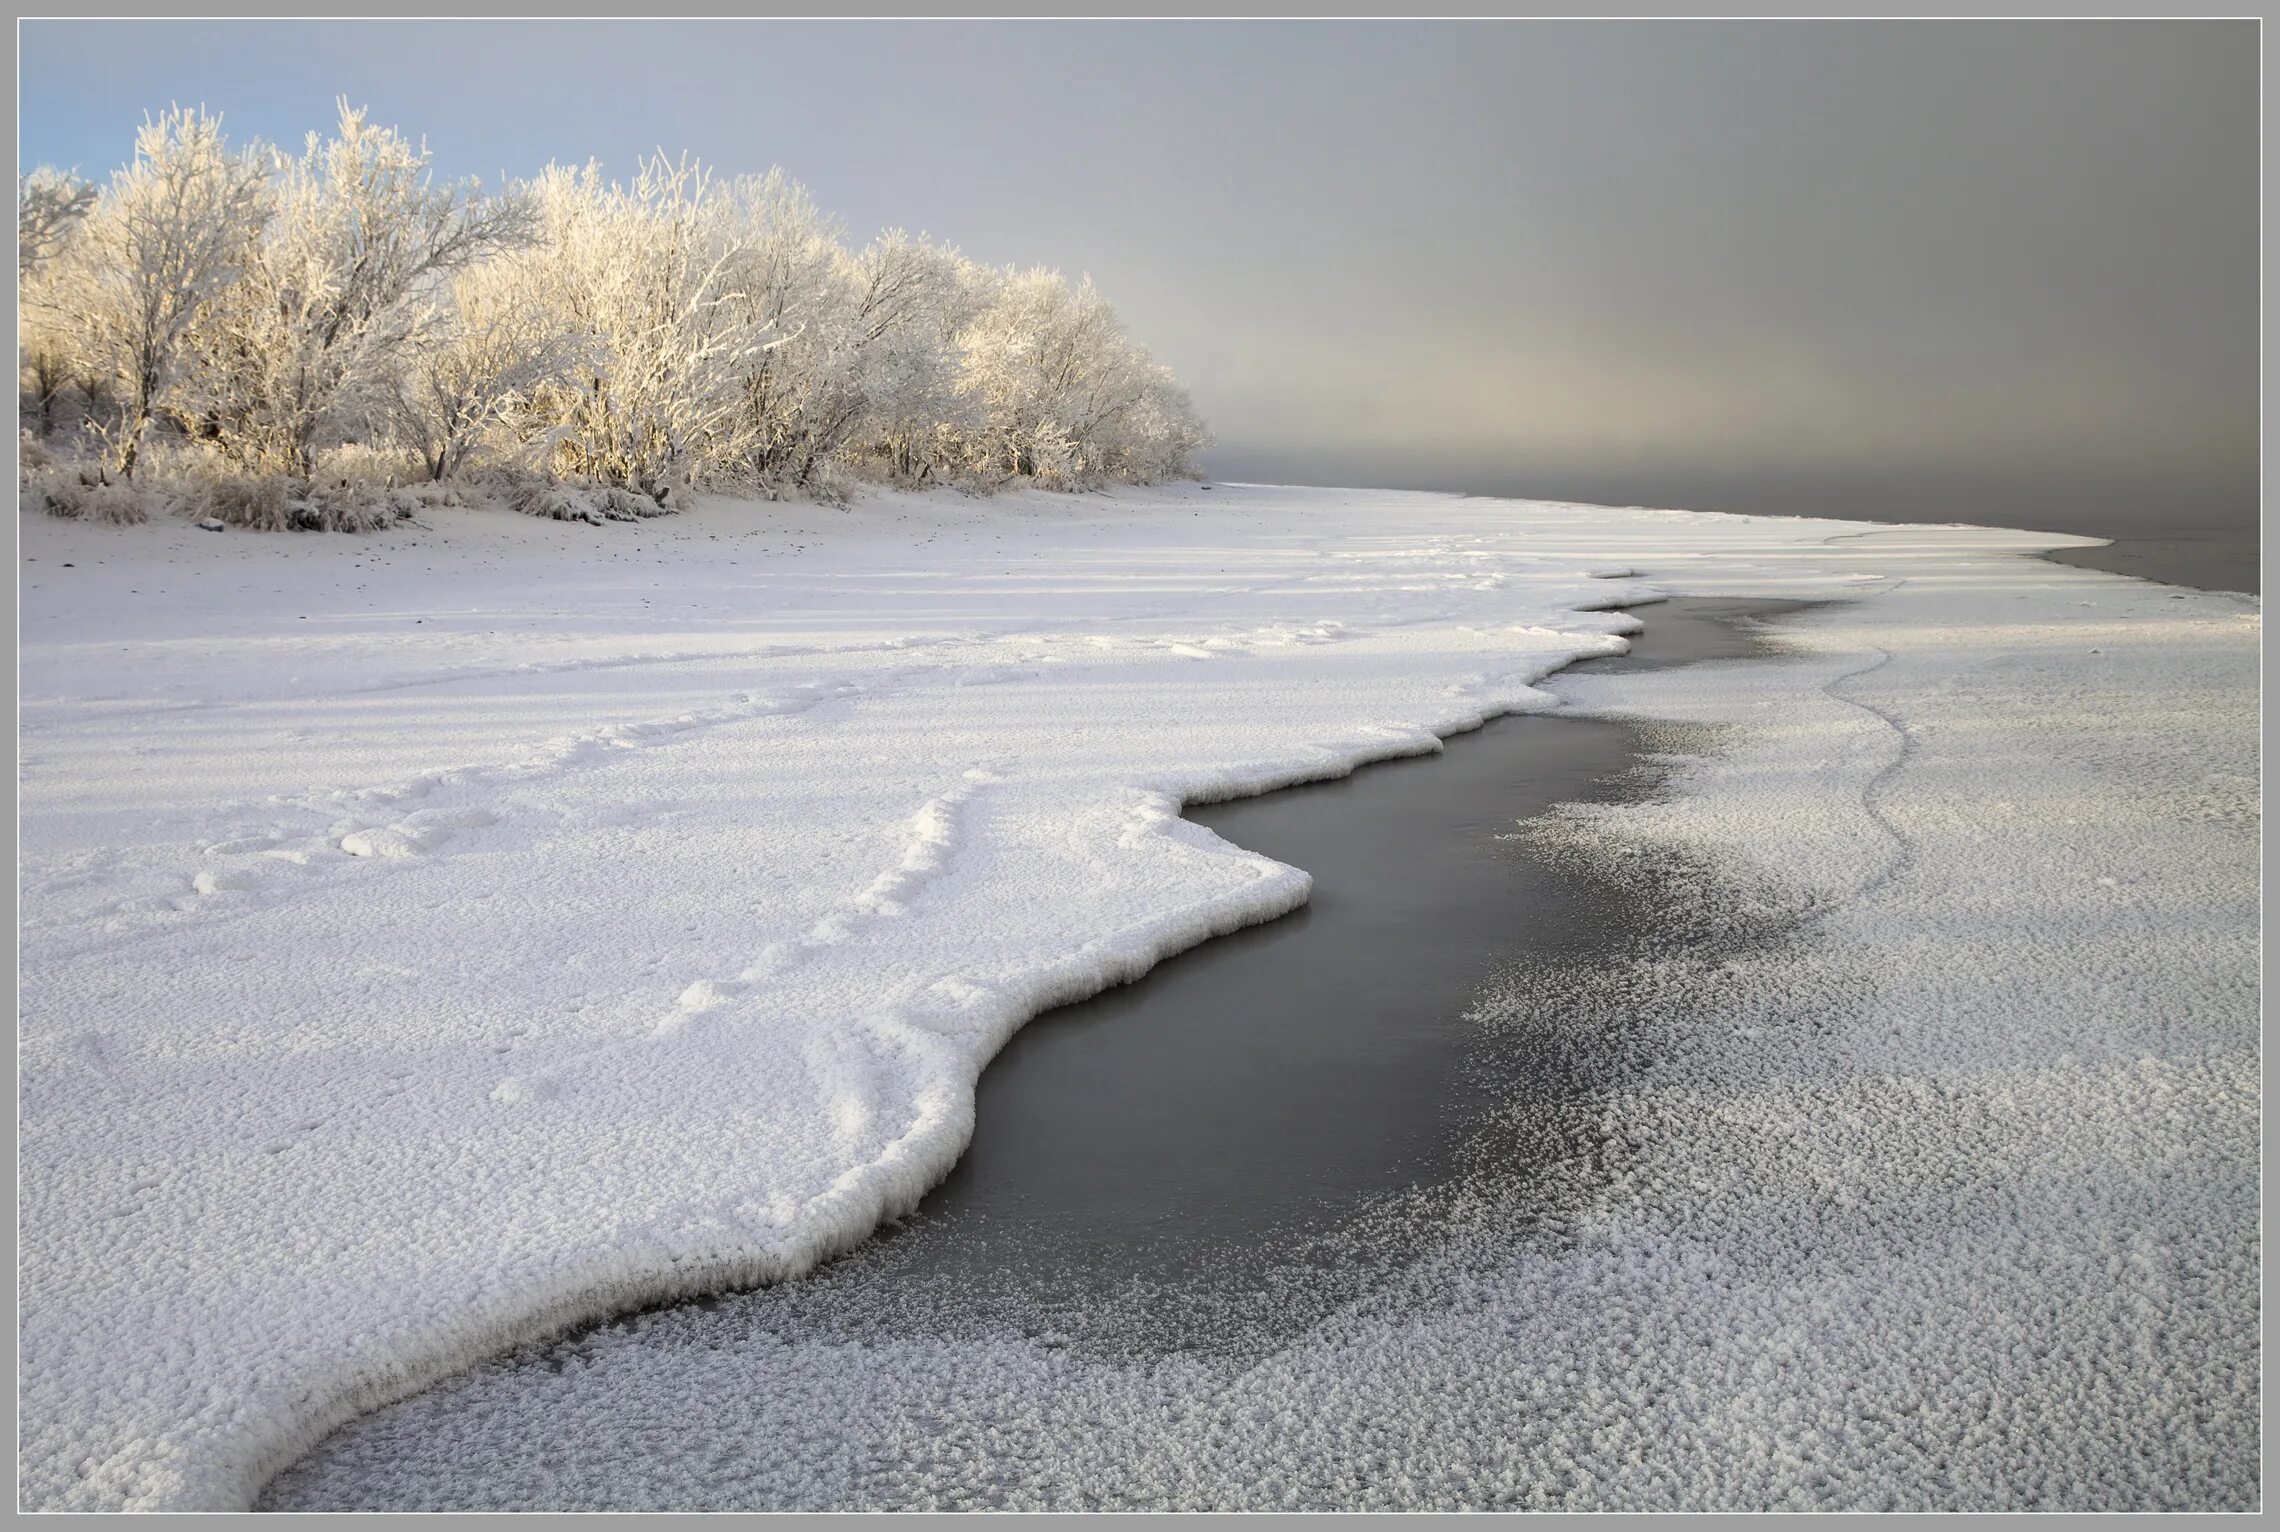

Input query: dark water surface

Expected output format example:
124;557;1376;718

264;597;1830;1510
1475;475;2257;594
2030;515;2260;594
917;597;1822;1291
1221;457;2261;594
1674;498;2256;596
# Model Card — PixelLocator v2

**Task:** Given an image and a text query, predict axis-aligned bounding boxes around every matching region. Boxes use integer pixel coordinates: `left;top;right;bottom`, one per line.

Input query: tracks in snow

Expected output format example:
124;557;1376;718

489;769;1003;1110
22;675;878;962
23;598;1457;961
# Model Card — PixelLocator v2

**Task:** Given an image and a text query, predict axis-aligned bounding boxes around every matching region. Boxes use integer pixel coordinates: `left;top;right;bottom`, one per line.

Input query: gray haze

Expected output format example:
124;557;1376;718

18;20;2259;559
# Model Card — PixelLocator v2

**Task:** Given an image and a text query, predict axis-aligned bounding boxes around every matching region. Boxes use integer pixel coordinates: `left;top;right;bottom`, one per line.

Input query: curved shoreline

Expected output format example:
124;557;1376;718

20;486;2116;1512
2031;537;2258;596
267;569;2258;1512
225;612;1693;1513
265;597;1833;1513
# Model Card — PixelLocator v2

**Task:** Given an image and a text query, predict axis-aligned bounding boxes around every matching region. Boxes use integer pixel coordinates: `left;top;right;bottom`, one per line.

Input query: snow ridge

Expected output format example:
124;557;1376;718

493;771;1003;1106
1819;644;1919;899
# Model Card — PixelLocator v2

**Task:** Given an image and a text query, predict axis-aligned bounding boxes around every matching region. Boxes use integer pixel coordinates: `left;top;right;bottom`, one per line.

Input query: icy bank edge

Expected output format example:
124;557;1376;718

181;602;1656;1513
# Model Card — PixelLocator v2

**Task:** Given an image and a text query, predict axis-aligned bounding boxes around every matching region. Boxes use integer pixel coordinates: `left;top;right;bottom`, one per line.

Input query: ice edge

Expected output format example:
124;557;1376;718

199;605;1659;1514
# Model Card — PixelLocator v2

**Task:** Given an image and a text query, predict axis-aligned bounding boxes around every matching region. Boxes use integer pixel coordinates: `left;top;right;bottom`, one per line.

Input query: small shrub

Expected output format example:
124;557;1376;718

507;478;600;524
30;466;155;525
597;485;674;521
294;478;395;533
791;463;853;507
180;468;395;533
396;482;464;510
506;477;682;526
320;443;425;490
386;482;462;520
186;467;293;531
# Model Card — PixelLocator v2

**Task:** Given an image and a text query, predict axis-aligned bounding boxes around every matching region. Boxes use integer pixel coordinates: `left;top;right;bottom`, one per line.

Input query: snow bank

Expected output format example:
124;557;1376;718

17;482;2149;1509
267;526;2259;1512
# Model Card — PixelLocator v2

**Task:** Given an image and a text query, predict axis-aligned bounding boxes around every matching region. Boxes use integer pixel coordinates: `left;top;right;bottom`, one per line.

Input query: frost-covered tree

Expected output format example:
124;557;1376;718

953;267;1202;487
508;156;791;501
716;171;850;492
831;232;983;485
20;103;1205;512
18;168;95;276
1099;367;1210;484
19;281;78;438
60;108;269;477
18;175;89;436
191;101;537;480
382;259;588;481
722;205;987;493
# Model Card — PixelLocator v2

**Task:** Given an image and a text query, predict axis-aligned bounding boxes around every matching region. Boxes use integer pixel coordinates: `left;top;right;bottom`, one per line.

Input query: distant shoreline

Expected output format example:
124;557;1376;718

2028;533;2258;597
1465;487;2256;596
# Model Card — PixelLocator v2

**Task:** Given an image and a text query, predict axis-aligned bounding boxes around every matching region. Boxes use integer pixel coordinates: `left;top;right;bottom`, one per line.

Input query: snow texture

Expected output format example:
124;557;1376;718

18;483;2257;1510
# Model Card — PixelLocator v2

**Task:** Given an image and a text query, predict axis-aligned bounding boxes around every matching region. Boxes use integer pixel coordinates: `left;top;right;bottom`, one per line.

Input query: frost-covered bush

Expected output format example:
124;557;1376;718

18;104;1209;531
505;480;587;523
40;109;270;480
320;443;427;491
292;478;396;533
189;102;537;481
28;465;156;524
181;464;292;531
505;477;680;526
172;461;397;533
387;481;467;516
949;267;1205;488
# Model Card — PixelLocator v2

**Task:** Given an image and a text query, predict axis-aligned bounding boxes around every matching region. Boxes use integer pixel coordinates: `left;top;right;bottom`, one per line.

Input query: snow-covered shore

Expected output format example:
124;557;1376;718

17;484;2255;1509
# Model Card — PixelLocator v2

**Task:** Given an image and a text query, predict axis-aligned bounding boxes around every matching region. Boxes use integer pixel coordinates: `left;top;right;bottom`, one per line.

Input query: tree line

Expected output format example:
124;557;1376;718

19;103;1208;527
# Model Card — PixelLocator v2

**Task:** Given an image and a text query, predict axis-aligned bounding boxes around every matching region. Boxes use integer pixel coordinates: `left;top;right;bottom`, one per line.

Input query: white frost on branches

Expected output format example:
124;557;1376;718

383;259;588;484
18;103;1208;514
191;101;538;480
507;156;788;504
42;109;268;477
18;167;96;276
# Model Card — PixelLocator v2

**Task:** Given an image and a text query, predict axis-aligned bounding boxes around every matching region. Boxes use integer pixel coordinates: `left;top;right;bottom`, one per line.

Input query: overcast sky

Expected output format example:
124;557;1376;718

18;19;2257;534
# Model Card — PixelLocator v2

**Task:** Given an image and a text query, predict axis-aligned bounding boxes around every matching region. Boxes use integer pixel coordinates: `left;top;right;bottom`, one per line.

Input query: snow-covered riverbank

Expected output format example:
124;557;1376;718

17;484;2255;1509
